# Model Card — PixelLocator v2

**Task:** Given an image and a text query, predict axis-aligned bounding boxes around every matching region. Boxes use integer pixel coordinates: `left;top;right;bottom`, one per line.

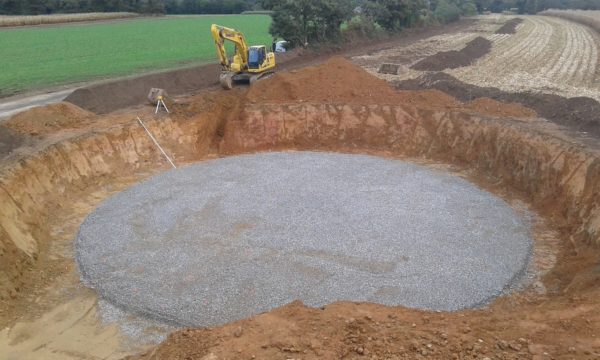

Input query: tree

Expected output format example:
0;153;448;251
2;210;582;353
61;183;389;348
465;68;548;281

524;0;538;13
139;0;164;13
364;0;428;32
473;0;492;11
263;0;352;47
0;0;24;14
434;0;460;22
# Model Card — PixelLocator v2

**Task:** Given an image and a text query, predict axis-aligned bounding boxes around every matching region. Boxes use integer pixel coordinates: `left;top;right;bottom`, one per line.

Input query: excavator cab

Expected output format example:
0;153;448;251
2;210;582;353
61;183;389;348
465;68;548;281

248;46;266;70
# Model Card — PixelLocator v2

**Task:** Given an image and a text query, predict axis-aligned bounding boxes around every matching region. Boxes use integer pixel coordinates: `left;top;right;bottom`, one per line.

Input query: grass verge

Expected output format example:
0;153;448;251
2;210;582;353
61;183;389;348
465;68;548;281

0;14;271;96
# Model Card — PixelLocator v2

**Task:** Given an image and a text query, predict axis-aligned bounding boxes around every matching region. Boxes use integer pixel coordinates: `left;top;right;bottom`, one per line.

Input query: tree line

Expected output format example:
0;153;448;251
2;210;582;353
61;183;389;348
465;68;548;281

0;0;259;15
488;0;599;13
1;0;596;16
1;0;597;50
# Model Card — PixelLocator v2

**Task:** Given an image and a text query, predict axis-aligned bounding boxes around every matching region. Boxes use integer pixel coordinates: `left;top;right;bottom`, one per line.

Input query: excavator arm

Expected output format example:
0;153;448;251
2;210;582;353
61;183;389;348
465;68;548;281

210;24;249;73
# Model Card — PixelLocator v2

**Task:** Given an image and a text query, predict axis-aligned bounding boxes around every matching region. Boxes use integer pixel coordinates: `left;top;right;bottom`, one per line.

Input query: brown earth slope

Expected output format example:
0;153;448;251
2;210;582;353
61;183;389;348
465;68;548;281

248;57;536;118
122;59;600;360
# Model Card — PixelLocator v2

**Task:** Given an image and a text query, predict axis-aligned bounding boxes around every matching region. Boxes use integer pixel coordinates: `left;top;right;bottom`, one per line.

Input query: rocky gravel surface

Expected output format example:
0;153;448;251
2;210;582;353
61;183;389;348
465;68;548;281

76;152;532;327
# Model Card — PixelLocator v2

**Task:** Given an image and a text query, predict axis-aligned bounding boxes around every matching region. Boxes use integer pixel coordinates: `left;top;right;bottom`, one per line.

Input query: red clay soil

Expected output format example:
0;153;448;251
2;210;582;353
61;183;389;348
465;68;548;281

124;60;600;360
247;57;537;120
4;22;580;360
247;57;403;104
4;102;94;136
466;97;538;118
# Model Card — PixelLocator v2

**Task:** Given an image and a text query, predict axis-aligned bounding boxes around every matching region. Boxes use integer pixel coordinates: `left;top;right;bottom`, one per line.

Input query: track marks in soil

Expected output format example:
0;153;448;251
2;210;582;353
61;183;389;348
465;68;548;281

357;15;600;101
448;16;600;100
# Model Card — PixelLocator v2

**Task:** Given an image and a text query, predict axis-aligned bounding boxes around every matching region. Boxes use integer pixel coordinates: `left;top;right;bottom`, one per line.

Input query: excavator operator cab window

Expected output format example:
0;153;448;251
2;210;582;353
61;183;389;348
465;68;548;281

248;47;266;69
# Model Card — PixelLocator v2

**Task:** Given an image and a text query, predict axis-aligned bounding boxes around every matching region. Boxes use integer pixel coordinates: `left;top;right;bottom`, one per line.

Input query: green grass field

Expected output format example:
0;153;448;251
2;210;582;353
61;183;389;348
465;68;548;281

0;15;272;96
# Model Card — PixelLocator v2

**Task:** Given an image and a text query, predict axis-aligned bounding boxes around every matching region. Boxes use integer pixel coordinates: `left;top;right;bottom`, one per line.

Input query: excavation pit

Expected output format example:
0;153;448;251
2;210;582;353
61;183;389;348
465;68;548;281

75;151;532;327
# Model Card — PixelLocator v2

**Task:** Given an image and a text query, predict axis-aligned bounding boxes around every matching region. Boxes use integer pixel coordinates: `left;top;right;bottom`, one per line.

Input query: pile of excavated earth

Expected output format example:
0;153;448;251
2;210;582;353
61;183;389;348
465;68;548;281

1;56;600;360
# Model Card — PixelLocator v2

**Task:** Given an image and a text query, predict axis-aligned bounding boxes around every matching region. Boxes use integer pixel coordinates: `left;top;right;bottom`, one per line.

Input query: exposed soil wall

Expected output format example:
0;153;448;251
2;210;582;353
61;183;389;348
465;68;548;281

0;109;223;301
2;93;599;302
1;57;600;358
222;102;600;245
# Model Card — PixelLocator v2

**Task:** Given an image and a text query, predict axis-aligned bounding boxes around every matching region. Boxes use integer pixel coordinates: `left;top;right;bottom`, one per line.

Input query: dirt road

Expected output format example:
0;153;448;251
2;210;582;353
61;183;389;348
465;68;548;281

0;89;73;119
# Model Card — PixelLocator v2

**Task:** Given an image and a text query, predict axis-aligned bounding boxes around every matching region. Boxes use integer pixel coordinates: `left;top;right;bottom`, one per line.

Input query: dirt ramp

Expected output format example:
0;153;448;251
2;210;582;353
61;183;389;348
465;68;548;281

65;64;221;114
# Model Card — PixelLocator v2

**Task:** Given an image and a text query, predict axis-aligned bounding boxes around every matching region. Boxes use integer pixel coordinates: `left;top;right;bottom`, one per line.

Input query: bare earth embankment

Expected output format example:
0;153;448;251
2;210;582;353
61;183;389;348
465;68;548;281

1;16;600;360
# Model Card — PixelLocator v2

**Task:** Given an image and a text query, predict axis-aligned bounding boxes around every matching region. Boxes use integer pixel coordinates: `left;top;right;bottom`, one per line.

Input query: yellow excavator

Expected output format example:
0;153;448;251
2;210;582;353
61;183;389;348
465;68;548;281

211;24;276;89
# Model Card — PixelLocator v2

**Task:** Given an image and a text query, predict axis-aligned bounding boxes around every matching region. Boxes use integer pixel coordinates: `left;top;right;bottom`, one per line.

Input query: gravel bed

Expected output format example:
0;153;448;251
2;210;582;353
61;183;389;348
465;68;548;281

76;151;532;327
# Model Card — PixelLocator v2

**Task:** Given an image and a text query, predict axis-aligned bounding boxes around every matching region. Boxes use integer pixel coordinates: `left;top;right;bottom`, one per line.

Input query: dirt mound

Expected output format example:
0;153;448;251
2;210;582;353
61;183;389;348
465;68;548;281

247;58;536;119
410;37;491;71
395;72;600;137
247;57;402;104
495;18;523;34
4;102;94;136
466;97;537;118
394;89;461;108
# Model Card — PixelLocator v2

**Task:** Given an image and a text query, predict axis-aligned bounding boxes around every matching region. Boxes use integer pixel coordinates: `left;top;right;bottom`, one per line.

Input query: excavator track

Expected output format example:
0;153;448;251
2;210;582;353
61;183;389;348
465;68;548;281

220;71;275;89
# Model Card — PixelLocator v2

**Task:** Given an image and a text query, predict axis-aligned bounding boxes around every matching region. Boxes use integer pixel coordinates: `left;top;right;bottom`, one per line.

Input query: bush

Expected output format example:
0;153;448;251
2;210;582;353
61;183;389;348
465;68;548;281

461;2;478;15
343;14;385;39
434;0;461;23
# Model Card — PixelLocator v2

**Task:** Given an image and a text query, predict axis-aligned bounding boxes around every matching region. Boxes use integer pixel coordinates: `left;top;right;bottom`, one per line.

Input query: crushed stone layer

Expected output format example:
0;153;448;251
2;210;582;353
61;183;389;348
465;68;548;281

75;152;532;327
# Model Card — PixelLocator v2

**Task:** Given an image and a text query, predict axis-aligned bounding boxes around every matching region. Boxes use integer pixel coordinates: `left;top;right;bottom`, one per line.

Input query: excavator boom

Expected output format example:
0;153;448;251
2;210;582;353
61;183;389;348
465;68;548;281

211;24;249;72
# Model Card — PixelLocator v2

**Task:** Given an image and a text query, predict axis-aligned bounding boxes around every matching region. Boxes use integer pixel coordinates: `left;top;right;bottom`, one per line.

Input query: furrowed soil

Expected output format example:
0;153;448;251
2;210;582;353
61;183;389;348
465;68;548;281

358;15;600;102
1;32;600;360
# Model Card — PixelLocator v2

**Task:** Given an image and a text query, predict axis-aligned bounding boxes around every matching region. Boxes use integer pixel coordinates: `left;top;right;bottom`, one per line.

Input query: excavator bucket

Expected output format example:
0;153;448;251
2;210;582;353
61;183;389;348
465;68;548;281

219;72;234;90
